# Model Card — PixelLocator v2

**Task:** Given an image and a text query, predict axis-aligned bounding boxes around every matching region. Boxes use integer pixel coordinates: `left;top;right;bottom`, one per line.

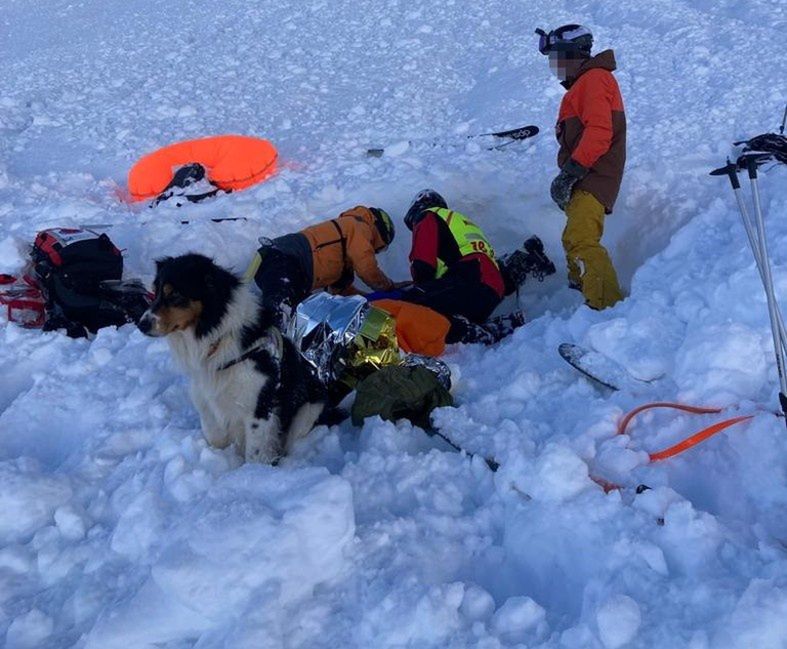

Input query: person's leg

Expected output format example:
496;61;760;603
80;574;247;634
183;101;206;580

399;264;501;324
254;249;308;328
484;310;526;339
446;315;497;345
561;190;623;310
446;309;526;346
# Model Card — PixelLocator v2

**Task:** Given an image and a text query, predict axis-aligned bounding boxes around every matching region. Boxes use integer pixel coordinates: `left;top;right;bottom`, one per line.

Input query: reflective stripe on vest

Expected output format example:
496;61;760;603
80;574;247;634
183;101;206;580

430;208;498;278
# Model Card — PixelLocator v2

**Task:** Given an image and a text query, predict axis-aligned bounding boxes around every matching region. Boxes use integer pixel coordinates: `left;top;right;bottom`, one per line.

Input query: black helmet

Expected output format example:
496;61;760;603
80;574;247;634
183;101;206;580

370;207;395;247
404;189;447;231
535;24;593;56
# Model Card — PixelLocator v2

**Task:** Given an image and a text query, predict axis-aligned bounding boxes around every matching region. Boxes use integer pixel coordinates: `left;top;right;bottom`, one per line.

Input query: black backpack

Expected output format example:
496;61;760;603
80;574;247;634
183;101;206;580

31;228;147;337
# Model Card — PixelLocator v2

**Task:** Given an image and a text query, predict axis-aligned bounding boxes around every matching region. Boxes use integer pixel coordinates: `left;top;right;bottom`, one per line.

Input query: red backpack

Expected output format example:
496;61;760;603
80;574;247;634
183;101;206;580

1;228;150;337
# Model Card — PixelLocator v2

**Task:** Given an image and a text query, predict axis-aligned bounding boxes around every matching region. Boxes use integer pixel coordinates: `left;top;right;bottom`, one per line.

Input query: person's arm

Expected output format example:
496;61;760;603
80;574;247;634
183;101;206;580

349;227;395;291
569;70;615;170
409;215;439;283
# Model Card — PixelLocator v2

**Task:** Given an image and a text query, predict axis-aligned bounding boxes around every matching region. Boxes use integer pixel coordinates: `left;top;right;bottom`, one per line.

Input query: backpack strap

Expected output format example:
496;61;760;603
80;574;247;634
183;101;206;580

213;327;284;372
327;219;354;290
328;219;348;263
312;219;353;290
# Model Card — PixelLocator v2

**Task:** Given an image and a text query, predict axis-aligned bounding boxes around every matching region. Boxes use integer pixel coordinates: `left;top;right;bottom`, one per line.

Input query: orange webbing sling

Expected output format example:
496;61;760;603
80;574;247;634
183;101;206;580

591;402;760;492
616;402;755;462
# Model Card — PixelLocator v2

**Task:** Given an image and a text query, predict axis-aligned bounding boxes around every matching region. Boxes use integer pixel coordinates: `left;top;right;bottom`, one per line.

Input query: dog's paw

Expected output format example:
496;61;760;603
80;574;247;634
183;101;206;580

201;422;231;449
244;418;281;464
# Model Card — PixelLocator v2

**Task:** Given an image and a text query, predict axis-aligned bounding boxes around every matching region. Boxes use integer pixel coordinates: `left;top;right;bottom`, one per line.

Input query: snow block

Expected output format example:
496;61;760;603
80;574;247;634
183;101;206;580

491;596;547;643
596;594;641;649
85;466;355;648
0;460;72;544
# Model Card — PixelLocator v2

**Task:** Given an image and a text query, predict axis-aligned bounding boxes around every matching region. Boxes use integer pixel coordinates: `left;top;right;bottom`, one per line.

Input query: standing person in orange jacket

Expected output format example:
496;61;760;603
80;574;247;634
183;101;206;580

536;24;626;310
251;205;397;326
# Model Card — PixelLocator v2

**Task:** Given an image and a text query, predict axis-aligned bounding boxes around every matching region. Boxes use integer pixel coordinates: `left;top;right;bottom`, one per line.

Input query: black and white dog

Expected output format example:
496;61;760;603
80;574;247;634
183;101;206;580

138;253;326;463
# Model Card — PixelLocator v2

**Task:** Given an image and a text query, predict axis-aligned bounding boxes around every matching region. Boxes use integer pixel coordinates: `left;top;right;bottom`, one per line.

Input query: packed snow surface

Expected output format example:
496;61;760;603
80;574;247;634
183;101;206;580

2;0;787;647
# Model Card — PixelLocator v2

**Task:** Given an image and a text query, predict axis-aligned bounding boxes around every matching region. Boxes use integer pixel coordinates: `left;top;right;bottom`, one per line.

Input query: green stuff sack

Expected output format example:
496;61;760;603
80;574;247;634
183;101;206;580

351;365;453;429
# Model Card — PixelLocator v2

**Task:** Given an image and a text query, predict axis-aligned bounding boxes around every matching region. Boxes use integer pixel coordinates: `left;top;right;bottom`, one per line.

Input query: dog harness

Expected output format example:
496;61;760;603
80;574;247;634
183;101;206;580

206;327;285;371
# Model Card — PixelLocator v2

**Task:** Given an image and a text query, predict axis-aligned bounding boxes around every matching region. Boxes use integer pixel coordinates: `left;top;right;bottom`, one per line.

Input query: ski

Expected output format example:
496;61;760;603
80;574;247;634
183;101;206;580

475;124;540;140
367;124;539;157
558;343;655;392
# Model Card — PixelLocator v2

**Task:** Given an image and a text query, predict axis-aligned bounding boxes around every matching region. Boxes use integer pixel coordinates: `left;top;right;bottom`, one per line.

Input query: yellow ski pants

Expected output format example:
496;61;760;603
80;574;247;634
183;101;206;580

562;190;623;310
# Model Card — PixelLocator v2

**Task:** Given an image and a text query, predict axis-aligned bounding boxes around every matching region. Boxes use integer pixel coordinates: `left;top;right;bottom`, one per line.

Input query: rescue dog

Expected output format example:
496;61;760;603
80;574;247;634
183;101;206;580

138;253;326;463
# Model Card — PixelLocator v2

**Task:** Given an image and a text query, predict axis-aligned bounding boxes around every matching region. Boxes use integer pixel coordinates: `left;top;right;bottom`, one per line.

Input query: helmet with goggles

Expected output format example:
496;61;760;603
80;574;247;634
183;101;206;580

535;24;593;56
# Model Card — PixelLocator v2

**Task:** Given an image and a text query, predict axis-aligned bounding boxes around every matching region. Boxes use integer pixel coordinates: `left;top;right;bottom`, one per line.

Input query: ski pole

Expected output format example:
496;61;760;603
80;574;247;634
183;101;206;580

736;189;787;357
79;217;249;229
780;103;787;136
710;161;787;356
426;427;499;472
745;156;787;422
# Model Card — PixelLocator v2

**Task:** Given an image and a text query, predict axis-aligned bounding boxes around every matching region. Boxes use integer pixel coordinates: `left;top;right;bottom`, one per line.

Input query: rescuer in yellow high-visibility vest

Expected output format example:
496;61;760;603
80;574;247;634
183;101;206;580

401;189;505;324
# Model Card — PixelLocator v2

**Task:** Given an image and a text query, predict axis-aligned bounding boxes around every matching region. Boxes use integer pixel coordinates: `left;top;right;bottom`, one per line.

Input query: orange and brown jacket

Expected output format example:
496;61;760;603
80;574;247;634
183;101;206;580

557;49;626;213
300;206;394;293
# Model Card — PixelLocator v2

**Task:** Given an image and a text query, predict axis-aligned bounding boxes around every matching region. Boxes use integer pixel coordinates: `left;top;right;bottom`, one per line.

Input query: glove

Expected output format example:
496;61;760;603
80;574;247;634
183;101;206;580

734;133;787;166
550;159;589;211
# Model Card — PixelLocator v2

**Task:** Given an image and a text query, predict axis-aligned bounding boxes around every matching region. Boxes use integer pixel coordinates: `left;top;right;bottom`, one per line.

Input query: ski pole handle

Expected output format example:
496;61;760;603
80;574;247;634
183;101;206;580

729;165;741;189
709;159;740;189
746;155;759;180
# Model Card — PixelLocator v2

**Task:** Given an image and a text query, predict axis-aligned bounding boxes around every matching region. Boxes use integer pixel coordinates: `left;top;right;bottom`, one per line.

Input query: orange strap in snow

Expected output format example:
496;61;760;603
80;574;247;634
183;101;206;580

616;402;723;435
591;402;757;493
646;415;754;461
617;402;754;462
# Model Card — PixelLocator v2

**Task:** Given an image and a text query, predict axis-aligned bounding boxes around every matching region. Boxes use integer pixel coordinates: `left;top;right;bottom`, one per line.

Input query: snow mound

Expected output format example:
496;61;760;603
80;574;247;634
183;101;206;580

596;594;641;649
0;459;72;544
85;467;354;647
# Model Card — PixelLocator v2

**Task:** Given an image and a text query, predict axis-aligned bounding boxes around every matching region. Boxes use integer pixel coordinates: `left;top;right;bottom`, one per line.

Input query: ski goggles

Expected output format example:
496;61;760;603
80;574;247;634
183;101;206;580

535;28;553;54
535;26;590;55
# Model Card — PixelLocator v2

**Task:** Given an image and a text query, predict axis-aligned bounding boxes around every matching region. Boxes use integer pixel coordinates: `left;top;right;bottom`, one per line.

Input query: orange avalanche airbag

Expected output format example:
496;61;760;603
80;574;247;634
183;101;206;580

128;135;278;201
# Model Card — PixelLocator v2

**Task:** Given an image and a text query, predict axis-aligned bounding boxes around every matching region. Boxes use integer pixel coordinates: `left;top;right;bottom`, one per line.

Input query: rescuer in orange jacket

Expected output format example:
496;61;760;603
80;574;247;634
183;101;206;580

536;24;626;310
251;205;397;326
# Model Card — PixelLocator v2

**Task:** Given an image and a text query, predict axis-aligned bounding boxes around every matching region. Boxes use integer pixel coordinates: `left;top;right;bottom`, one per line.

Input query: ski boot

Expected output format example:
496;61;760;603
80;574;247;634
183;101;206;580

446;310;525;346
484;309;526;341
499;236;556;296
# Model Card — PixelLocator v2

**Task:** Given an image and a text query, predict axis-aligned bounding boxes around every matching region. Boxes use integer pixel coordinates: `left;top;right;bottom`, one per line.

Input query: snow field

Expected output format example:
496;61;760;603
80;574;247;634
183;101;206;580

1;0;787;647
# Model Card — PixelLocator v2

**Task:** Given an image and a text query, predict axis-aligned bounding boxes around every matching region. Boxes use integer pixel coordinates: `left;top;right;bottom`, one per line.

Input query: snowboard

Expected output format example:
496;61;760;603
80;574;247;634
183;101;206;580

558;343;653;392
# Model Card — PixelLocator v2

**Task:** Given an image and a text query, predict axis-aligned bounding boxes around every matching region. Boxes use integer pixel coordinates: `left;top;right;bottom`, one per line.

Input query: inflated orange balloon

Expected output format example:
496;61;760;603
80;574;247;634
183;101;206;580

128;135;278;201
